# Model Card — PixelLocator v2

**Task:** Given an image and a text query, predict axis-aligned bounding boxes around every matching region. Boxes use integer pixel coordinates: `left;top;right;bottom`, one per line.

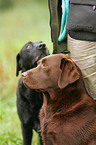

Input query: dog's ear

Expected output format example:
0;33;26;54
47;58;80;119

58;58;80;89
16;53;22;76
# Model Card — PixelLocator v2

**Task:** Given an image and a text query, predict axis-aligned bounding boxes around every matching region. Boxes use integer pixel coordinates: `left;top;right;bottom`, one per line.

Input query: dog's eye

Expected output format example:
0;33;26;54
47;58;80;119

42;63;47;67
42;63;48;69
27;44;32;49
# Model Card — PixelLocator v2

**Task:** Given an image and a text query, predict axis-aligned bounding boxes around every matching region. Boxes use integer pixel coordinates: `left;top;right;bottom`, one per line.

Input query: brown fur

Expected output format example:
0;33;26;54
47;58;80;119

22;54;96;145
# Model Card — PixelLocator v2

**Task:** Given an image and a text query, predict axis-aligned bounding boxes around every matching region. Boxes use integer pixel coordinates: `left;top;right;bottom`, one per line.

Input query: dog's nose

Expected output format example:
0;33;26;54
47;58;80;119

22;72;27;77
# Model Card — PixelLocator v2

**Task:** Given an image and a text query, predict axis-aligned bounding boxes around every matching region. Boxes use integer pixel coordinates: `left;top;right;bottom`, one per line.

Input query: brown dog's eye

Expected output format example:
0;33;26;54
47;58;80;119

42;63;48;70
42;63;47;67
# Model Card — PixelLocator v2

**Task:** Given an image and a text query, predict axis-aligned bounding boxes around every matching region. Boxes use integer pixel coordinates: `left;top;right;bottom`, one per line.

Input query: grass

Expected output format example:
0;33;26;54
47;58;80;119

0;0;52;144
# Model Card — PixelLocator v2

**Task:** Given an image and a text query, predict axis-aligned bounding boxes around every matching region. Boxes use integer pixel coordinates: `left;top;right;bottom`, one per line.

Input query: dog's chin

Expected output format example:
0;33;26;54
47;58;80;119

23;82;29;88
23;82;42;90
22;79;30;89
36;89;46;92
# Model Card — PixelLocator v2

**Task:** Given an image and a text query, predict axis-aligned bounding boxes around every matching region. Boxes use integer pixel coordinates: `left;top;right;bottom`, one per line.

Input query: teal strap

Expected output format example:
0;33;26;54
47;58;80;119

58;0;69;41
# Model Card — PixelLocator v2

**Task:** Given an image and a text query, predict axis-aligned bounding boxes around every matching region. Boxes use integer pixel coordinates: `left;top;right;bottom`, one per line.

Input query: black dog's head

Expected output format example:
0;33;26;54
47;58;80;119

16;40;50;76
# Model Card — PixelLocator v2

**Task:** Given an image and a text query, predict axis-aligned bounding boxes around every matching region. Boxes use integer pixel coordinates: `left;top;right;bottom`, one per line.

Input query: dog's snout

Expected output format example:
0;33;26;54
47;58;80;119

38;43;46;49
22;72;27;77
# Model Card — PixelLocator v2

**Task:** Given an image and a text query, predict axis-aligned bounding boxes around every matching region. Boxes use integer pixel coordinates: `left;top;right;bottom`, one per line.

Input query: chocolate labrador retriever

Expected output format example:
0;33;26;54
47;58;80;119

16;40;49;145
22;54;96;145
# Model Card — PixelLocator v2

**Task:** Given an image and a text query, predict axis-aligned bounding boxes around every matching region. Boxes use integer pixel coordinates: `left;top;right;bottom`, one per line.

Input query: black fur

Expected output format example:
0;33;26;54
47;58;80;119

16;40;49;145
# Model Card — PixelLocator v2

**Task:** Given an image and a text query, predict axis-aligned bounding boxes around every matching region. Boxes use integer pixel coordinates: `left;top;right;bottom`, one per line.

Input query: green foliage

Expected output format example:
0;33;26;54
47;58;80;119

0;0;52;144
0;0;14;9
0;0;46;10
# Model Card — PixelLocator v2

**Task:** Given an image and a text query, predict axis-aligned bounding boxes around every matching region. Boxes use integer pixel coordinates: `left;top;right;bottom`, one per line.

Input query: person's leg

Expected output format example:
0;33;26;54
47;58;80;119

68;35;96;99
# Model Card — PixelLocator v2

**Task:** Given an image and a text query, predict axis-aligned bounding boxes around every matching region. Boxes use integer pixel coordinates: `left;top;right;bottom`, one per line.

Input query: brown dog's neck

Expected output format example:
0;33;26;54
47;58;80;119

42;79;93;116
43;77;88;101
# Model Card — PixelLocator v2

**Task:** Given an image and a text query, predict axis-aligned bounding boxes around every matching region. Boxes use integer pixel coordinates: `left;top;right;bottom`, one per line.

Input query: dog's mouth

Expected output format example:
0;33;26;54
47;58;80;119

22;75;46;91
22;78;44;91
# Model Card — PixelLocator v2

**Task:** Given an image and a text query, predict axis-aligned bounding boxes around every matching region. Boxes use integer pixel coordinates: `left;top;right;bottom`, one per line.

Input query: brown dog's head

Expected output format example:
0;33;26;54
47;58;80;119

22;54;79;91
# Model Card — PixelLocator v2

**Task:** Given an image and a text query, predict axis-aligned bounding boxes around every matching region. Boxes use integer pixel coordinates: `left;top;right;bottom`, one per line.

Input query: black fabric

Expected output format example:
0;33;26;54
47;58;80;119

48;0;69;54
67;0;96;41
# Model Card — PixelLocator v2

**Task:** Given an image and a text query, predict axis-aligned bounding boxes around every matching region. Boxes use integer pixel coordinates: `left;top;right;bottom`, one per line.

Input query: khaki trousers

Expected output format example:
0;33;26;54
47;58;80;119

68;35;96;99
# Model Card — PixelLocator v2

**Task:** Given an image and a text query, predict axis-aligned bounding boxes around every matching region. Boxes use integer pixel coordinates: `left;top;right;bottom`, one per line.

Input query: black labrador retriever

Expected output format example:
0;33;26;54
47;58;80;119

16;40;49;145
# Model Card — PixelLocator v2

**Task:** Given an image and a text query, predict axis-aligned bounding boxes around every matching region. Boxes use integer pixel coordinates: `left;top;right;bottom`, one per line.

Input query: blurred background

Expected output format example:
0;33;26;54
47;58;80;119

0;0;52;144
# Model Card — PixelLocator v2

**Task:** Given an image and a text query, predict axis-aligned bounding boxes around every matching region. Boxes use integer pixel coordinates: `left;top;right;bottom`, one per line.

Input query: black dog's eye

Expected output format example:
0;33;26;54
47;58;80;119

26;44;32;49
